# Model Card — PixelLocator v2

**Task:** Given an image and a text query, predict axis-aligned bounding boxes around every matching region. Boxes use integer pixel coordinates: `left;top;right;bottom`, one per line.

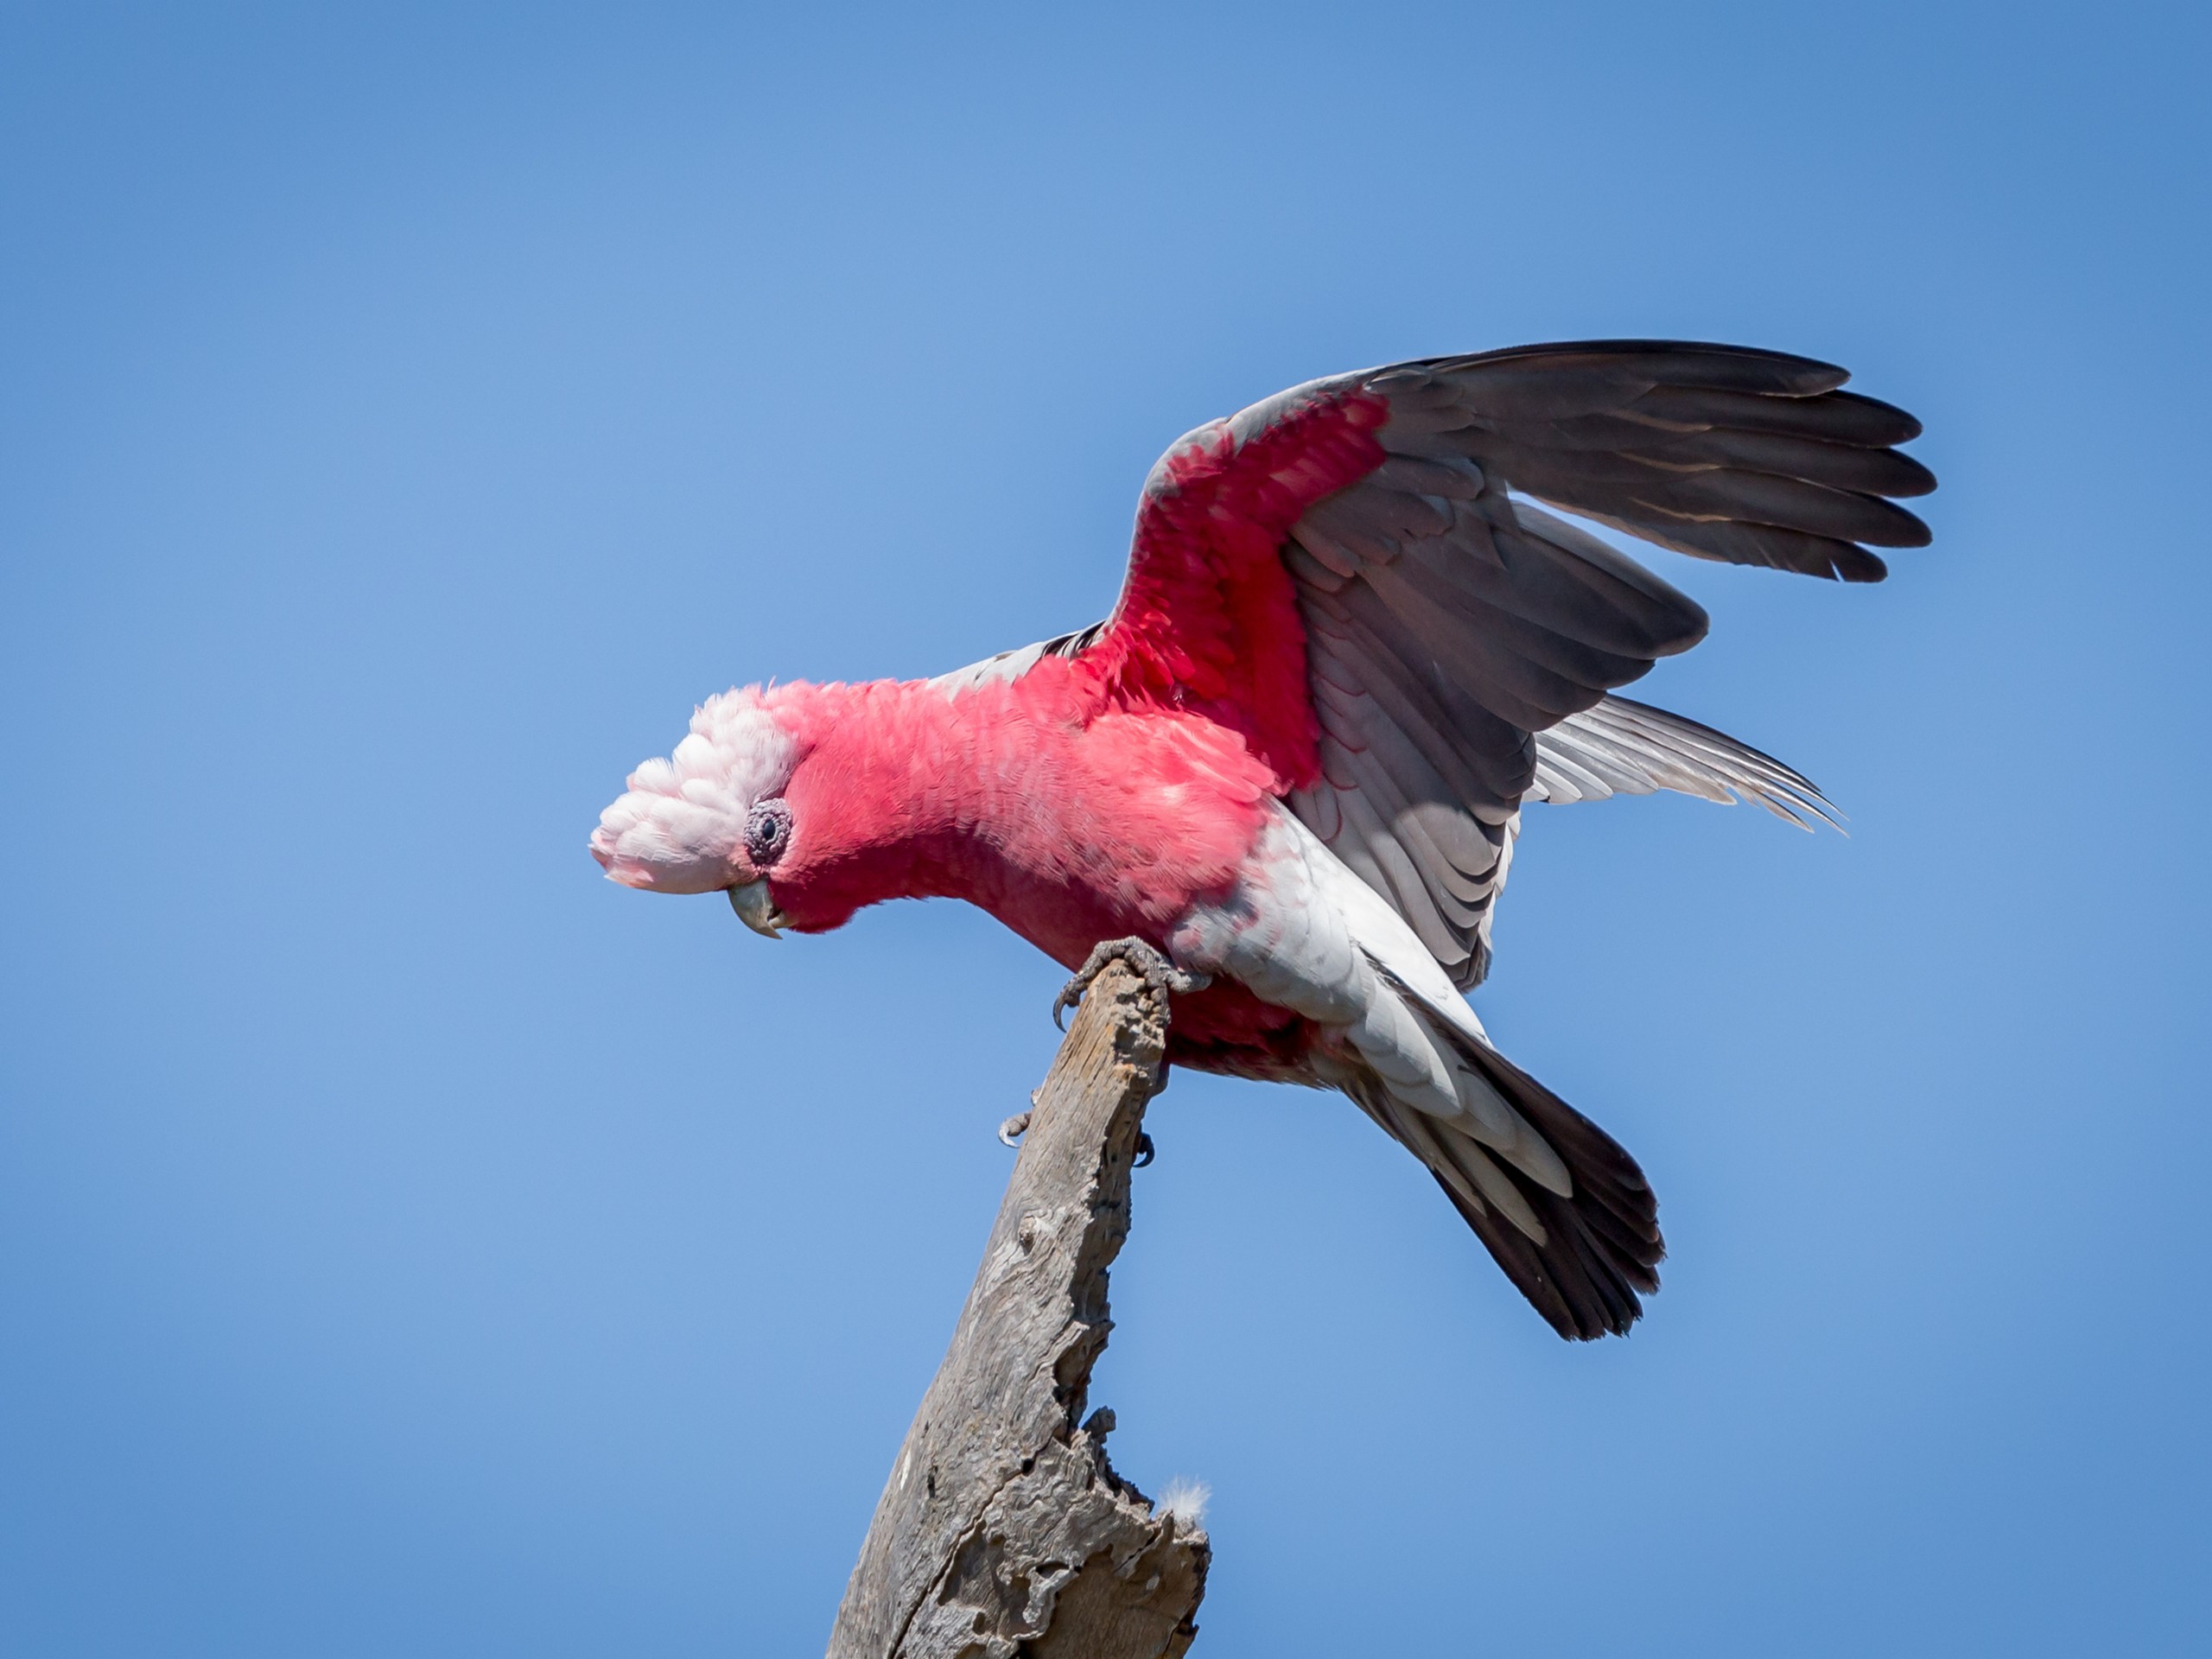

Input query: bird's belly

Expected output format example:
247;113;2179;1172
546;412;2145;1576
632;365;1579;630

1161;979;1320;1083
949;855;1322;1080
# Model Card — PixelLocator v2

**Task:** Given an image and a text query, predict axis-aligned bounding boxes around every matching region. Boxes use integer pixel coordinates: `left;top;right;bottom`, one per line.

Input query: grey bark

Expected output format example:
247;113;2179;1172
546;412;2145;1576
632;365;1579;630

827;959;1209;1658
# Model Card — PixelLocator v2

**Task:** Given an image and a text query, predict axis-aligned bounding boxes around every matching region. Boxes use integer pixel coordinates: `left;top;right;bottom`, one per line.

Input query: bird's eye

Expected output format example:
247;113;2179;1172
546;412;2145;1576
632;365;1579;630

745;798;792;867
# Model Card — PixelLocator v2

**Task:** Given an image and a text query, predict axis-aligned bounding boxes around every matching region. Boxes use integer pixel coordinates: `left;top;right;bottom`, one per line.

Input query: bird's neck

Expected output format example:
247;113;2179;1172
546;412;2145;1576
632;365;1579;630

769;671;1080;929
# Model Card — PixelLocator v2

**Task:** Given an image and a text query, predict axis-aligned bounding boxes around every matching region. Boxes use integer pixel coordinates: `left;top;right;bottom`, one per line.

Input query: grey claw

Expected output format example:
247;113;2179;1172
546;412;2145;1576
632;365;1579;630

1052;937;1208;1027
998;1110;1032;1148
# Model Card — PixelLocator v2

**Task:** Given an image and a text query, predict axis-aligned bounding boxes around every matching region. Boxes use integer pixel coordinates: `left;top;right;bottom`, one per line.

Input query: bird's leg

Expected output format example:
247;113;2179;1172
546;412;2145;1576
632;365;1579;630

1052;936;1211;1032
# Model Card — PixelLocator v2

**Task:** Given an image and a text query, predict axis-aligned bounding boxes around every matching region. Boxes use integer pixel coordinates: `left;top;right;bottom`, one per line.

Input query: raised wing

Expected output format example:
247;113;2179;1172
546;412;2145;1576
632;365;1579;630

1037;340;1928;983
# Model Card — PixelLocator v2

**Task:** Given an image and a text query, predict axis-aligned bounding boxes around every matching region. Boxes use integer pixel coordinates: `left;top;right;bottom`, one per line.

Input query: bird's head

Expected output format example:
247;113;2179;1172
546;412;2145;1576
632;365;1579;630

589;686;805;937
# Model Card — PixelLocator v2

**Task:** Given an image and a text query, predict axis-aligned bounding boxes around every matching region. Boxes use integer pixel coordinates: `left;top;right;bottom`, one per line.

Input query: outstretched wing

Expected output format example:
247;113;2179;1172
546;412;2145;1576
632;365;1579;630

1020;341;1930;984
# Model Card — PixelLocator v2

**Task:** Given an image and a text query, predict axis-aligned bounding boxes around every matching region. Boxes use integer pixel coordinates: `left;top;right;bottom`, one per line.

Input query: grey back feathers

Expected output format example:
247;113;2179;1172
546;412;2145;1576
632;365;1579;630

929;621;1104;696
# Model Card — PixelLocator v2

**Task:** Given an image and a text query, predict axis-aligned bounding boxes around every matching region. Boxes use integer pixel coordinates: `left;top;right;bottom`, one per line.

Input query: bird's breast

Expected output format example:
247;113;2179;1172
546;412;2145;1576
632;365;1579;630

772;671;1284;970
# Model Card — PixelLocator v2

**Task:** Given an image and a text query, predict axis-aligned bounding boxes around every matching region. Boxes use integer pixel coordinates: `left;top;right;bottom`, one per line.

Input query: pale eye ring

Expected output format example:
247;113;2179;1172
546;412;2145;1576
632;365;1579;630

744;798;792;867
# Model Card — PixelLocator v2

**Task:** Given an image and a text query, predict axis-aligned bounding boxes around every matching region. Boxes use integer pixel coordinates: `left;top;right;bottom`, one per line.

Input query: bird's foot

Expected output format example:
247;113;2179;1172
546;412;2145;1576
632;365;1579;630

1052;937;1210;1031
1002;1101;1152;1166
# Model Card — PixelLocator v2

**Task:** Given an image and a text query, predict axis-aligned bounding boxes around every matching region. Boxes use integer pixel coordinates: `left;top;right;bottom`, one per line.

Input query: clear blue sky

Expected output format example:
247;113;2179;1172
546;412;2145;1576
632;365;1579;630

3;3;2206;1654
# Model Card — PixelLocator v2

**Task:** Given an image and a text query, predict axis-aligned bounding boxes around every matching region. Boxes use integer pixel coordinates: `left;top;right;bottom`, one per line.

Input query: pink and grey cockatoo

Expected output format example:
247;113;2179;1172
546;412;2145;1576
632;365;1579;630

592;340;1932;1340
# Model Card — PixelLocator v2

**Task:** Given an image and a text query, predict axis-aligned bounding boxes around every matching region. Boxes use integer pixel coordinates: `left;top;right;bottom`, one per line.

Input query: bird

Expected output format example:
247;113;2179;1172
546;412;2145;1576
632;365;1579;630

590;340;1932;1341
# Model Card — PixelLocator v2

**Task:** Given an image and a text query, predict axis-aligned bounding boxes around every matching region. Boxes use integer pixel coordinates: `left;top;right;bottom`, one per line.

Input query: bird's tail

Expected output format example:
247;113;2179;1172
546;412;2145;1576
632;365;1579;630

1344;987;1664;1340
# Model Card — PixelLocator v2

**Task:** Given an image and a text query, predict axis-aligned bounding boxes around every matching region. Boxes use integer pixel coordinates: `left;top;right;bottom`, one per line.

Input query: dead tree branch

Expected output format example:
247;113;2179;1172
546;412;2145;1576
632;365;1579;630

827;958;1210;1658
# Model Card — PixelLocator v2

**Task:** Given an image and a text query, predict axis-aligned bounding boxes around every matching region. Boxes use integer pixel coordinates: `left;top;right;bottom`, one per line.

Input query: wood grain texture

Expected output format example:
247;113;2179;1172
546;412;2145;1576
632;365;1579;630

827;960;1210;1658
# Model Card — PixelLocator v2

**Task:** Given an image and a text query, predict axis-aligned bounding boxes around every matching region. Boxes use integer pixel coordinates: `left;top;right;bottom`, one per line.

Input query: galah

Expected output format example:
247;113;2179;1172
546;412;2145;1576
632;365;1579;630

592;340;1932;1340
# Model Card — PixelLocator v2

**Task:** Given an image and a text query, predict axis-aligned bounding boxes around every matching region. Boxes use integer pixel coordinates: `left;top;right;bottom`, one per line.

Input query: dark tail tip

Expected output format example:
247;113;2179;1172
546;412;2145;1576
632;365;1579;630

1435;1033;1664;1342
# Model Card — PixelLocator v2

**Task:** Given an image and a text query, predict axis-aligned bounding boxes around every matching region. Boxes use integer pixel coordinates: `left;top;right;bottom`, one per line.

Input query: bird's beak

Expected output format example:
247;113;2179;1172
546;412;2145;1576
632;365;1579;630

728;879;789;938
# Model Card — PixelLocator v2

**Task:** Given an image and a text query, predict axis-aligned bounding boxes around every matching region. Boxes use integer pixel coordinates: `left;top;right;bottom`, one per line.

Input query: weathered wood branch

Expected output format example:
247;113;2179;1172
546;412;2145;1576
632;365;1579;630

827;958;1210;1658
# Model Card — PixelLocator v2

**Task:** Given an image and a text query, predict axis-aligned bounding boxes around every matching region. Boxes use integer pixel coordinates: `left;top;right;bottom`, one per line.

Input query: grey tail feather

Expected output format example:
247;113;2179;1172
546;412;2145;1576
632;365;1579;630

1365;982;1665;1340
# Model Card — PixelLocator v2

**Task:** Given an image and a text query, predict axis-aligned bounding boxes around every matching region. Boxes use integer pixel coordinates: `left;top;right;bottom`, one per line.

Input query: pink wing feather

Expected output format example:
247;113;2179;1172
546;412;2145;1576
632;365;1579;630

1081;379;1395;794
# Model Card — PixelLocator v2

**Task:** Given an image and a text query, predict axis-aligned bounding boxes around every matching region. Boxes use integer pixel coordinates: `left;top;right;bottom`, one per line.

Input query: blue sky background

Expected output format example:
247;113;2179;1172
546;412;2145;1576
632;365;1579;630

3;3;2208;1653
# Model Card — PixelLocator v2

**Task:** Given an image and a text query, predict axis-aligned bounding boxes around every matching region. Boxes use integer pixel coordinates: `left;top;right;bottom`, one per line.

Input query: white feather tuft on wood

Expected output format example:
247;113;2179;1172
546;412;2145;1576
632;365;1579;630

1155;1477;1211;1528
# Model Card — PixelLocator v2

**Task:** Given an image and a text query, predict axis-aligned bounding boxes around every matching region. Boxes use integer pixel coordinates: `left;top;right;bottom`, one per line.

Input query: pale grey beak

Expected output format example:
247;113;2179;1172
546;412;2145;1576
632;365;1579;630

728;880;789;938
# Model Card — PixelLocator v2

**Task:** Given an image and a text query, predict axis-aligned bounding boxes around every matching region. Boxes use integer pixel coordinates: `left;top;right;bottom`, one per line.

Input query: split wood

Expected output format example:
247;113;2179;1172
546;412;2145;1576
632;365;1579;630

827;957;1210;1657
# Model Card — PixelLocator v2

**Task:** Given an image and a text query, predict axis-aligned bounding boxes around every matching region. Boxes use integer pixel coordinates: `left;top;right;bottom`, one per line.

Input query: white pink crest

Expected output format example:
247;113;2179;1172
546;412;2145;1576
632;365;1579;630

589;689;799;893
